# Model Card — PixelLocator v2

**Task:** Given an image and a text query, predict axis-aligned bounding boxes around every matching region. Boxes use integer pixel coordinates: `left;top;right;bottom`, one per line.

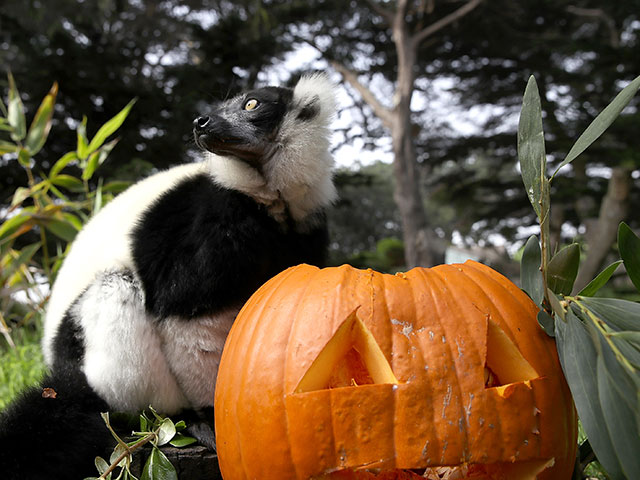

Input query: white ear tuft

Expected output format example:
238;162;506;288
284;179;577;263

292;73;337;124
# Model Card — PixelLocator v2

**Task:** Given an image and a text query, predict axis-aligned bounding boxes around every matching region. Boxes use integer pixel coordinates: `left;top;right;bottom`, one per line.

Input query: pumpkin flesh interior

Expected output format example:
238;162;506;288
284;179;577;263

295;310;398;393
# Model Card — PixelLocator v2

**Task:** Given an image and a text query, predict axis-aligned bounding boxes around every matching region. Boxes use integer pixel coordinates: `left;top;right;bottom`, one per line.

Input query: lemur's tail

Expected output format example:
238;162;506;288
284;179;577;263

0;365;113;479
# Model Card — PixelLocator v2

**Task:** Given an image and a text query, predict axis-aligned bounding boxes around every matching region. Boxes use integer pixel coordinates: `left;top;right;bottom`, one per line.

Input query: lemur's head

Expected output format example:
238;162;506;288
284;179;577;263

194;73;337;221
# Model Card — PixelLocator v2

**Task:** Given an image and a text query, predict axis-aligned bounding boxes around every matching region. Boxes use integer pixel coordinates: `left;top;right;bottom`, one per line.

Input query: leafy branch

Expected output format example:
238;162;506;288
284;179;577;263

85;408;196;480
518;74;640;479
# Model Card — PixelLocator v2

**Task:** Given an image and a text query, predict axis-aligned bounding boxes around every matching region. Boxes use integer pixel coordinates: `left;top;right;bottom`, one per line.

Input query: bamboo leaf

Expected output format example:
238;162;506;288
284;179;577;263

41;217;78;242
50;174;85;192
7;72;26;142
554;74;640;177
518;76;549;219
547;243;580;295
0;213;32;242
82;138;118;181
555;311;625;479
521;235;544;305
24;82;58;155
50;151;78;178
77;116;89;160
86;98;136;155
618;222;640;293
578;261;623;297
0;140;19;155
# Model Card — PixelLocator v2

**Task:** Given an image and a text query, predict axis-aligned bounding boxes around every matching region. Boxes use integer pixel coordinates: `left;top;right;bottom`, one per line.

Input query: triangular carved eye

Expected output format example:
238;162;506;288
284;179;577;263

484;318;539;389
295;310;399;393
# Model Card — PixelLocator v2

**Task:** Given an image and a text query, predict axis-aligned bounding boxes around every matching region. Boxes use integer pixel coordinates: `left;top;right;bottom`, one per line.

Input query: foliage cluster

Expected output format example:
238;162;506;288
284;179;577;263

86;408;196;480
518;74;640;479
0;74;133;350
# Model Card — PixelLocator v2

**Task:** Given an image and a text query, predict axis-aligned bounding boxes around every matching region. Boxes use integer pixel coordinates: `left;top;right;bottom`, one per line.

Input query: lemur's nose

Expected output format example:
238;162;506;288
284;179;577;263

193;116;211;132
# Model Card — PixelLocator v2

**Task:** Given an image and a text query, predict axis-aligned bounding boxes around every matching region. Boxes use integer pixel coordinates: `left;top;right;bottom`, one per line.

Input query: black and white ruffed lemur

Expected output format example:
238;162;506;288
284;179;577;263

0;74;337;479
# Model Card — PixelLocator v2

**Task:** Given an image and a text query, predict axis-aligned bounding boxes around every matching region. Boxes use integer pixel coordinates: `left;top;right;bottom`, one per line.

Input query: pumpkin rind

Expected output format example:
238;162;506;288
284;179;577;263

214;261;577;480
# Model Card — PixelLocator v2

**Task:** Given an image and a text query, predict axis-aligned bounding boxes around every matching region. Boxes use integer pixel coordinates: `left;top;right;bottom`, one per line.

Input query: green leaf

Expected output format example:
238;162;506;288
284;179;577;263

518;76;549;219
50;174;85;192
139;413;149;432
77;116;90;160
0;140;19;155
156;418;176;446
618;222;640;293
521;235;544;305
578;261;623;297
95;456;110;475
1;243;41;281
50;151;78;177
555;311;625;479
42;217;78;242
547;243;580;295
169;433;197;448
86;98;136;155
7;72;26;142
141;447;177;480
110;443;128;467
24;82;58;155
0;213;32;242
546;289;566;321
102;181;131;194
82;138;118;181
17;148;31;167
554;74;640;178
11;187;31;207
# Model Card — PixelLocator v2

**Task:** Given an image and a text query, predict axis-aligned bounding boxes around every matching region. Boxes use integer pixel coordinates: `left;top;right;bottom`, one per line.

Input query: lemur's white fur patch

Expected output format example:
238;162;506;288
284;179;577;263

207;73;338;221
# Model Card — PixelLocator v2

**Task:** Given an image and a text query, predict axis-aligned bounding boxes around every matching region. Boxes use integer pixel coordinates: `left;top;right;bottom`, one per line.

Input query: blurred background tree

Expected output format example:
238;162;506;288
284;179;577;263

2;0;639;294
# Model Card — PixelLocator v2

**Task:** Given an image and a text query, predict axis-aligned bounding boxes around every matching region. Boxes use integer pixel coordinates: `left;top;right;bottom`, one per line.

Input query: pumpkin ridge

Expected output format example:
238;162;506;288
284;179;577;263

239;265;309;479
414;267;471;466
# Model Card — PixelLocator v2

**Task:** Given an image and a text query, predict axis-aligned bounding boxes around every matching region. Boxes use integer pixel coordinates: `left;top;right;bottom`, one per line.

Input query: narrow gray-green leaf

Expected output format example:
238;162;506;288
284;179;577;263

141;447;177;480
518;76;548;218
547;289;566;321
547;243;580;295
618;222;640;293
555;311;625;479
578;297;640;331
86;98;136;155
554;74;640;178
42;217;78;242
537;309;555;337
95;456;110;475
578;260;623;297
597;356;640;479
521;235;544;305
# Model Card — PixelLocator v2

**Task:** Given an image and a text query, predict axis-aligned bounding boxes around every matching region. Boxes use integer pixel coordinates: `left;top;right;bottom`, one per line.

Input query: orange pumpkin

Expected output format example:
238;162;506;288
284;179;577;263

214;261;577;480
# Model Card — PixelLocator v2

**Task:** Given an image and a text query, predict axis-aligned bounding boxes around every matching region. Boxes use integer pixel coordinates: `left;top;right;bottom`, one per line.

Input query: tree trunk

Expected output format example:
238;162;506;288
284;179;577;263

389;0;444;268
573;166;631;292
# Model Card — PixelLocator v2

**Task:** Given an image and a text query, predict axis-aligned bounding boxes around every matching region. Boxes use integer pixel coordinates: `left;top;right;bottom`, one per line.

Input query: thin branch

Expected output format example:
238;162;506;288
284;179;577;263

329;60;394;128
412;0;484;48
566;5;619;48
365;0;394;24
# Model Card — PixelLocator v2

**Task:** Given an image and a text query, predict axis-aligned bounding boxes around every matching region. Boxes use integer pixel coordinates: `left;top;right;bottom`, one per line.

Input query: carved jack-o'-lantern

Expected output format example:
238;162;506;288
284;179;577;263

214;262;577;480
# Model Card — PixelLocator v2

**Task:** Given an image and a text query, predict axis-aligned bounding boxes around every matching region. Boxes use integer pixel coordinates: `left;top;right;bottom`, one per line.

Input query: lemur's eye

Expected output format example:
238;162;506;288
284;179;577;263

244;99;259;111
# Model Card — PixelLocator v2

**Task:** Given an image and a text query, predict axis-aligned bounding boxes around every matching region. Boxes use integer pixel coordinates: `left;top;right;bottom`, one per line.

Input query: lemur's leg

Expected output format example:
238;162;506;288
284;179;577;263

62;270;188;414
